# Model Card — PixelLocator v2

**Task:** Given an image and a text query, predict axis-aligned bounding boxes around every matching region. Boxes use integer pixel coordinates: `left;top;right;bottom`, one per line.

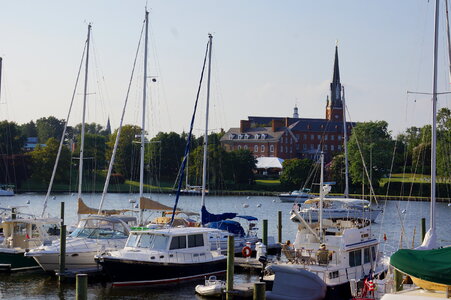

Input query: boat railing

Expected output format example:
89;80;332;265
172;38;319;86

284;247;339;266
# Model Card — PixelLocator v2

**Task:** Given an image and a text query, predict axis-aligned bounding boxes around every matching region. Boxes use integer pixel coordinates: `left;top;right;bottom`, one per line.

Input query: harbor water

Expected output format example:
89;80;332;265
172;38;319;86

0;193;449;299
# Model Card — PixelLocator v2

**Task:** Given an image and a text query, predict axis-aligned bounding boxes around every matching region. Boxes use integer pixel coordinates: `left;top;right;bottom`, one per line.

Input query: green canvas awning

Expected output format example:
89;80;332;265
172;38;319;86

390;247;451;285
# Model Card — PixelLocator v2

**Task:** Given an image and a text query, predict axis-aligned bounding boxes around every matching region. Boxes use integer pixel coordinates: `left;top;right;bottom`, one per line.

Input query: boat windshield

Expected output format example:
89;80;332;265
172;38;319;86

126;233;169;250
70;218;128;239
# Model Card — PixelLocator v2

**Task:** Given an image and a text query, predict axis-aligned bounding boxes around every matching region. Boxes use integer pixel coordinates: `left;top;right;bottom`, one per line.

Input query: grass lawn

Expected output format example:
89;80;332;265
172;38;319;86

380;173;431;185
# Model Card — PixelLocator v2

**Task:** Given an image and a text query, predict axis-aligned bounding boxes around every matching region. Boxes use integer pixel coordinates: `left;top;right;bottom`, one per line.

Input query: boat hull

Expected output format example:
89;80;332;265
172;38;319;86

410;275;449;292
0;250;40;271
294;209;382;222
98;256;227;286
29;251;100;272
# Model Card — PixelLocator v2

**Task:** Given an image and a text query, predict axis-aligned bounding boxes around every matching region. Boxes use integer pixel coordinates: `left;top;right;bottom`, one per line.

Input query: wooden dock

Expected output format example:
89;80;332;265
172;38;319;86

234;257;264;271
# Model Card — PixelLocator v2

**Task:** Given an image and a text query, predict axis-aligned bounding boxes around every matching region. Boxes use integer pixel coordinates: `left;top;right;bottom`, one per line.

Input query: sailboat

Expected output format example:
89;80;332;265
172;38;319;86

96;30;227;287
381;0;451;298
267;152;388;299
26;24;137;273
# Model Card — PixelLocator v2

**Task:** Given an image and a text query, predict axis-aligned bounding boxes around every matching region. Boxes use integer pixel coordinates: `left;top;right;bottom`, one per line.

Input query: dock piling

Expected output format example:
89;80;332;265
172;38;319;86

277;211;282;244
421;217;426;242
253;282;266;300
76;273;88;300
262;219;268;246
394;269;403;292
226;235;234;300
58;202;66;283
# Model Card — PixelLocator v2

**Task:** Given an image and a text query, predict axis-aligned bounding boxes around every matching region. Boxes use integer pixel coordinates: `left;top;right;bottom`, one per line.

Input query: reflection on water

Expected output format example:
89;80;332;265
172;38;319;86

0;193;449;299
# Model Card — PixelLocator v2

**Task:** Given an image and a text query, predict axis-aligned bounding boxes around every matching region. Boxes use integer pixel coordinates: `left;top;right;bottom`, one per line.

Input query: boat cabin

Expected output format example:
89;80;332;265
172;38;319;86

70;215;131;240
1;218;61;249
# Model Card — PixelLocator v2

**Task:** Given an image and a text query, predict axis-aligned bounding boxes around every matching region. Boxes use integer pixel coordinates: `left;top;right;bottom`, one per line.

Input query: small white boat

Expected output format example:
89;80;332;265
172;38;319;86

195;275;225;297
278;188;313;203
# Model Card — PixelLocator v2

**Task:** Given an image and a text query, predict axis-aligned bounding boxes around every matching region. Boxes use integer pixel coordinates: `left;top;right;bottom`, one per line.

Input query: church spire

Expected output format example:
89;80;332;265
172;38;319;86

332;45;340;84
326;44;344;121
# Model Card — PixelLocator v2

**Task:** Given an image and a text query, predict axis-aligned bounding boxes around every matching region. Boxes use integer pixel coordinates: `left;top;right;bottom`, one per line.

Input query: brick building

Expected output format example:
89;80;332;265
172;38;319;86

220;46;355;162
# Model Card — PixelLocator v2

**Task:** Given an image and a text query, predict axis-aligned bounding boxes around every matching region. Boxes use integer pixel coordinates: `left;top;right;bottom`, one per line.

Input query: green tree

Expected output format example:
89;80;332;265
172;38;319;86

348;121;394;188
73;133;107;171
226;149;256;185
0;121;26;155
280;158;314;190
36;116;65;144
30;138;71;183
20;121;38;137
106;125;142;179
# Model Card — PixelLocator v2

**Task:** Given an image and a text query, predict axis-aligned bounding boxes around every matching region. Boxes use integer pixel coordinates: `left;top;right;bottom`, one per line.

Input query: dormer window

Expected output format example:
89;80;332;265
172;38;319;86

255;134;260;139
261;134;267;139
229;134;235;140
244;134;250;139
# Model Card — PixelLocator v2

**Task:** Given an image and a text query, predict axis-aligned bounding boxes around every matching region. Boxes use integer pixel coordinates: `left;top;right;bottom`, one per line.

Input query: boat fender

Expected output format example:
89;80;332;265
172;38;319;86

242;246;252;258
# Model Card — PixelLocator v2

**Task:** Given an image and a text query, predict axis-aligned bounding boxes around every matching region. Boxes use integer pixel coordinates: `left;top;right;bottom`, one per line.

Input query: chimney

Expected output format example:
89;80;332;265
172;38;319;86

285;117;290;127
272;119;284;131
240;120;250;132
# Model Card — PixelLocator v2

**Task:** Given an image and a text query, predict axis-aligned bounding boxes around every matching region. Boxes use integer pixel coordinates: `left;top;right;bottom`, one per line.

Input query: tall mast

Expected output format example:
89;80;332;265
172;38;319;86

430;0;439;236
78;24;91;202
201;34;213;207
319;152;324;242
342;86;349;198
446;0;451;83
0;57;2;101
139;10;149;224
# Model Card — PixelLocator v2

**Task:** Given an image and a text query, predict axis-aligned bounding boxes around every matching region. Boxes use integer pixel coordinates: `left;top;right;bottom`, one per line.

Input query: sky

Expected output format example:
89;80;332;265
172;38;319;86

0;0;450;139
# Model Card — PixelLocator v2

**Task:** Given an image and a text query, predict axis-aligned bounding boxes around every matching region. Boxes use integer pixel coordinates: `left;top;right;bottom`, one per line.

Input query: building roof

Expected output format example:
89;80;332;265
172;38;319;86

220;127;285;142
256;157;284;169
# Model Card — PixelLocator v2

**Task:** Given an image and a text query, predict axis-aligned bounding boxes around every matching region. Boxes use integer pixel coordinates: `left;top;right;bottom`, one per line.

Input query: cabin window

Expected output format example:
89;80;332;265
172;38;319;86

170;235;187;250
135;234;169;250
371;246;376;261
188;234;204;248
349;249;362;267
329;271;339;279
126;234;139;247
364;248;370;264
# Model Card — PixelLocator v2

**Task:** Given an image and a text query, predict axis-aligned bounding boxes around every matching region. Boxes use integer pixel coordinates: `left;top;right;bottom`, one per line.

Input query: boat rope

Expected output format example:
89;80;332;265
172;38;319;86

170;39;210;226
41;41;87;218
97;19;145;214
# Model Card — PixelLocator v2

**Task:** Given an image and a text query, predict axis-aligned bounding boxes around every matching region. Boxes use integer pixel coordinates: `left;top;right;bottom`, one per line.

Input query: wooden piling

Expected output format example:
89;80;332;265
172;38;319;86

76;273;88;300
59;202;66;283
253;282;266;300
277;211;282;244
262;219;268;246
226;235;234;300
421;218;426;242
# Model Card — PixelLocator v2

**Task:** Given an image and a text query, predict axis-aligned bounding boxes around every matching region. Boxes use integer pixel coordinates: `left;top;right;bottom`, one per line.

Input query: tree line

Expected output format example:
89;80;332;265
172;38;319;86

0;116;256;191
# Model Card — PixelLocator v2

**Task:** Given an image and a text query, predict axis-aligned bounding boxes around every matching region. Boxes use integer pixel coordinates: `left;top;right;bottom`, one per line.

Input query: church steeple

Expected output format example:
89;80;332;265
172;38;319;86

326;45;344;121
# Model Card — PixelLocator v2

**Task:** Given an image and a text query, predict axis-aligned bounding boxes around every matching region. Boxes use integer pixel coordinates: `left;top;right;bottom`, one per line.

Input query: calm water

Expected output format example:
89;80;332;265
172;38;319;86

0;193;449;299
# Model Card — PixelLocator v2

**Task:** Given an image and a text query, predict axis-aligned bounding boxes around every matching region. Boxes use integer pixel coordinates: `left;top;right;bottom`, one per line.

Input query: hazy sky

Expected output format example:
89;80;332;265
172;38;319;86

0;0;450;138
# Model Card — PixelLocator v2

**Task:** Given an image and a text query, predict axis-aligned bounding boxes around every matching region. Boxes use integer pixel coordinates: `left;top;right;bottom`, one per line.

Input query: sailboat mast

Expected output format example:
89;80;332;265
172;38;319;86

78;24;91;201
342;86;349;198
430;0;440;233
201;34;213;207
319;152;324;242
446;0;451;83
140;11;149;200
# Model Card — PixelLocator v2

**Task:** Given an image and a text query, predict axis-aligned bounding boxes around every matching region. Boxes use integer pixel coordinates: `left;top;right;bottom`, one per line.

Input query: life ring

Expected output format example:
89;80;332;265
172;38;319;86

241;246;252;258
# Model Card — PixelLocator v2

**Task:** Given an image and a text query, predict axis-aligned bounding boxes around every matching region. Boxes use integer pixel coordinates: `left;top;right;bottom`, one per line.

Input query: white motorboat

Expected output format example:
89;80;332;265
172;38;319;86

291;197;383;223
195;275;225;297
278;188;313;203
96;227;227;286
25;215;134;272
0;185;14;197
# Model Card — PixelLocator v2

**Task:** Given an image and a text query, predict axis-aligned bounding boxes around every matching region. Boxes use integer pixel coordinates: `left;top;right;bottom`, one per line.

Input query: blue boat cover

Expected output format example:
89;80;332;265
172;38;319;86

206;220;245;237
201;206;237;225
236;215;258;221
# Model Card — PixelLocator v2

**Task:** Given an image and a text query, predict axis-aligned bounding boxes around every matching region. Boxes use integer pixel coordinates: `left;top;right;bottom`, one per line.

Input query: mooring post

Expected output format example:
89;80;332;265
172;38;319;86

263;219;268;247
394;269;403;292
277;211;282;244
253;282;266;300
226;235;234;300
421;217;426;242
76;273;88;300
59;202;66;283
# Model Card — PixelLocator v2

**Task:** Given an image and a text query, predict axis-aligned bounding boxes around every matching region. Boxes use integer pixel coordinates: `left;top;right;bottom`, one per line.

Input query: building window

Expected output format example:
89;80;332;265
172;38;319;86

296;134;300;140
244;145;248;150
331;135;335;141
338;145;342;151
325;135;328;141
285;146;288;153
338;135;342;141
303;144;307;150
324;144;328;151
331;145;335;151
290;138;293;144
280;146;283;153
310;134;314;140
238;145;242;150
261;145;265;152
290;147;292;153
296;144;299;150
254;145;258;152
304;134;307;140
270;145;274;152
310;144;314;150
317;135;321;140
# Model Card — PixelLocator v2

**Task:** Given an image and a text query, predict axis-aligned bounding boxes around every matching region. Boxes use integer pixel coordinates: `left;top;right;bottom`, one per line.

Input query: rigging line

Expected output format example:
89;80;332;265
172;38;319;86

170;39;210;226
97;18;146;213
41;40;88;218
